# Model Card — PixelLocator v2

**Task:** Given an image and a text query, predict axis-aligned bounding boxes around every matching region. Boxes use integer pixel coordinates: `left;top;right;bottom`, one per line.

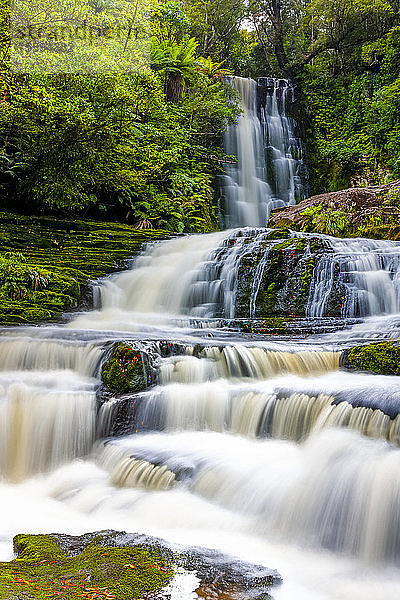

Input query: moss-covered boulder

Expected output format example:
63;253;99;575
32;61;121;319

235;234;332;318
101;344;150;395
0;531;281;600
0;533;173;600
269;180;400;240
341;342;400;375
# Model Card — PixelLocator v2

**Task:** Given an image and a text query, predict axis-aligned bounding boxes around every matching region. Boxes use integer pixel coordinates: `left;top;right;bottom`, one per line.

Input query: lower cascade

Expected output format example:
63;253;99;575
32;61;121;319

2;238;400;597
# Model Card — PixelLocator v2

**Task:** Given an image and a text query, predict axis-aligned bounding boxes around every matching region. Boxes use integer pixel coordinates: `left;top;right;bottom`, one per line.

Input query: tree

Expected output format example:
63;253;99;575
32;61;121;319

151;36;200;101
249;0;398;78
183;0;248;59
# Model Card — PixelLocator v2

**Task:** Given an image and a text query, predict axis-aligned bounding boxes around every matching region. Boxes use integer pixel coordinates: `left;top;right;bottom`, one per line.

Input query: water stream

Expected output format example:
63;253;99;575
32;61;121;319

221;77;305;228
1;78;400;600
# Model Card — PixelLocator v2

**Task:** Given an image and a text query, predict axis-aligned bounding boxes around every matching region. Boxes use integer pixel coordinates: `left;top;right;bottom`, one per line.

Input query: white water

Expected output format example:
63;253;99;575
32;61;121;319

221;77;304;228
71;227;400;327
2;236;400;599
2;78;400;600
307;236;400;317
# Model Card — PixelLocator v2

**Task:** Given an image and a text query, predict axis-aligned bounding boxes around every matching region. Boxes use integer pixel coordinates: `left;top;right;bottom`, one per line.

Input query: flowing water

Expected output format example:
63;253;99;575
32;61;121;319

221;77;305;228
2;78;400;600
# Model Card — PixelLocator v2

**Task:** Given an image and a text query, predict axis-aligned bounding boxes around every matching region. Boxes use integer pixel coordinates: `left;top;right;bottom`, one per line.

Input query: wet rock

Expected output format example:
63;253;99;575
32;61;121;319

53;530;281;599
269;180;400;240
235;234;331;318
101;343;151;395
5;531;280;600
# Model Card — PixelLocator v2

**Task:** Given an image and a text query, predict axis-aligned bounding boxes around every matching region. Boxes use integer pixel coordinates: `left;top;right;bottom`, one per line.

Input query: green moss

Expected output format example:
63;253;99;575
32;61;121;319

232;318;289;334
102;344;149;395
265;229;291;240
0;211;170;326
0;534;172;600
301;257;315;295
279;201;400;241
235;236;327;319
342;342;400;375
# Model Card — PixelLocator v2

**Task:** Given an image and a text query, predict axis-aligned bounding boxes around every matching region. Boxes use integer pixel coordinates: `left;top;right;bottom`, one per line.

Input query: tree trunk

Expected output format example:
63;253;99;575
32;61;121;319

165;73;183;102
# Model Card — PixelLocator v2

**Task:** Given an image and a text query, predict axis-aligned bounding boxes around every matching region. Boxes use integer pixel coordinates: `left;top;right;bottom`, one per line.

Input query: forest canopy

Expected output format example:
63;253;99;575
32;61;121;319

0;0;400;229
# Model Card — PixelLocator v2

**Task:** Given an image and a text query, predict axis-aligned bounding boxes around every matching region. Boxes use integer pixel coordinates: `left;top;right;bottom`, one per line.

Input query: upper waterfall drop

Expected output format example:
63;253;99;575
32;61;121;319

221;77;305;229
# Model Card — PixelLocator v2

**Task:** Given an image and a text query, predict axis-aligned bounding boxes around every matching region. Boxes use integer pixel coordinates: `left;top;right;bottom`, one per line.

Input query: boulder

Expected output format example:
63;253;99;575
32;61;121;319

269;180;400;239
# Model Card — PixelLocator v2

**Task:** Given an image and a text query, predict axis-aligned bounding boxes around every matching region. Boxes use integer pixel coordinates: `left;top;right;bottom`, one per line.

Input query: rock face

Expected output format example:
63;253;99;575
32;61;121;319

269;180;400;239
234;233;333;318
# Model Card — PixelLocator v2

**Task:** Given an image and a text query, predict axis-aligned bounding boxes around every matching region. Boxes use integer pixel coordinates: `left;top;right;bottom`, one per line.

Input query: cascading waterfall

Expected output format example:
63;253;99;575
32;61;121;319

74;228;400;324
307;236;400;317
221;77;305;228
94;429;400;562
0;337;102;376
0;335;101;480
2;78;400;600
262;78;305;206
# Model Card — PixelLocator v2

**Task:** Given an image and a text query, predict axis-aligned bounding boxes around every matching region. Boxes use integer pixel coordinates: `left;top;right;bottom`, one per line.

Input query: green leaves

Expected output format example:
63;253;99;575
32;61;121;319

0;66;238;230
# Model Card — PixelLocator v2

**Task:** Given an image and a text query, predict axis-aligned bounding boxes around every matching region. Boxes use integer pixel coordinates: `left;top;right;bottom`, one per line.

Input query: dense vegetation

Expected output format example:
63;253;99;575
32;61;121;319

214;0;400;194
1;0;400;224
0;0;239;231
178;0;400;195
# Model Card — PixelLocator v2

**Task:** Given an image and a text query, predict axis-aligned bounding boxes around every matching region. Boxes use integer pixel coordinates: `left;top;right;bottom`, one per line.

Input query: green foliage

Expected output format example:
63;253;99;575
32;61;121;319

182;0;248;62
0;534;173;600
0;68;238;230
301;205;351;236
0;0;240;232
343;341;400;375
101;344;149;394
238;0;400;192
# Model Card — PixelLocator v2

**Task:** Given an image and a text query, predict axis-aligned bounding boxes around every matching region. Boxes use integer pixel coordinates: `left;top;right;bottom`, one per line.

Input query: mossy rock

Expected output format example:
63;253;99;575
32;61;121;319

0;211;170;326
0;531;280;600
0;533;173;600
227;318;290;334
101;344;149;395
265;228;291;240
236;236;329;319
341;342;400;375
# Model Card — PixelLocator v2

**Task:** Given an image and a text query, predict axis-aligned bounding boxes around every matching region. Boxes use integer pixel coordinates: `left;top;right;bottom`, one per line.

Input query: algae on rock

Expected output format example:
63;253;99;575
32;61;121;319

235;235;330;319
101;343;151;395
0;533;173;600
0;211;170;326
0;531;280;600
341;342;400;376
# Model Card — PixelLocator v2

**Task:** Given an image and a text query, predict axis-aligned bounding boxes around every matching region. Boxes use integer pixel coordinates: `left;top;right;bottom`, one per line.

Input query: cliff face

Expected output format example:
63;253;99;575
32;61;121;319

268;180;400;240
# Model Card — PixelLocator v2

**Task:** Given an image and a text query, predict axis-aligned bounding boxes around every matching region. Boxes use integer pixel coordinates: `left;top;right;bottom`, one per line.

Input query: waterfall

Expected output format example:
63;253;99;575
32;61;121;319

3;80;400;600
221;77;305;228
0;382;96;481
0;337;102;376
94;429;400;562
307;236;400;317
70;229;400;327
